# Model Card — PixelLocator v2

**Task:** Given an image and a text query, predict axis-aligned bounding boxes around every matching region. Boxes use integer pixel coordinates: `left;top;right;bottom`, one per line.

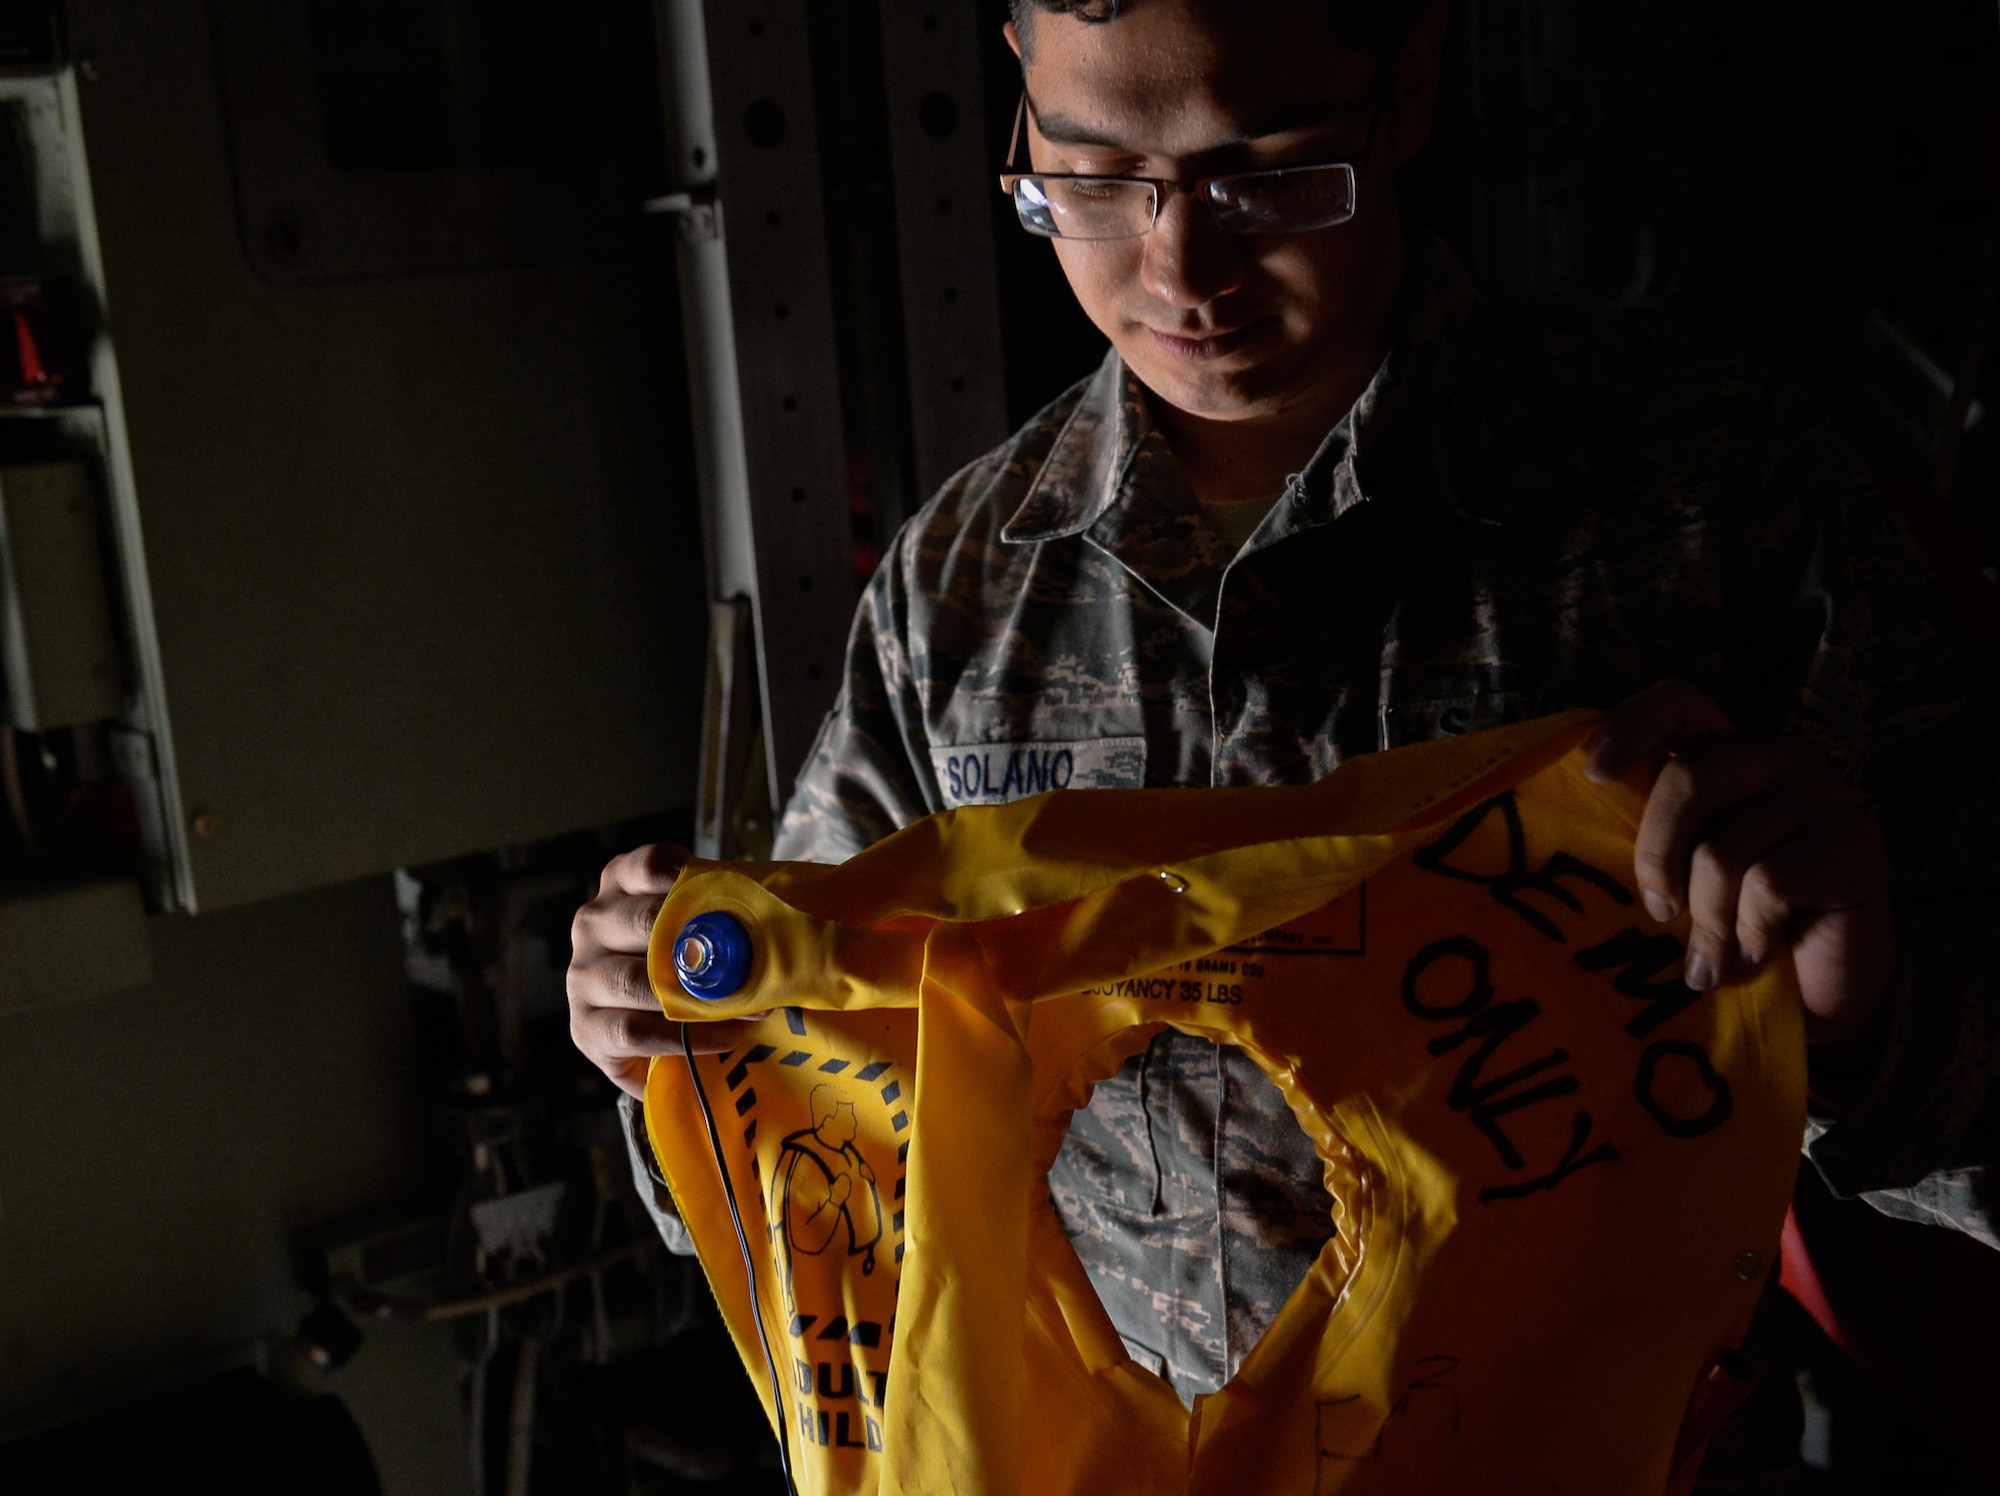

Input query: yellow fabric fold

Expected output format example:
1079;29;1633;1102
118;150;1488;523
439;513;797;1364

644;712;1805;1495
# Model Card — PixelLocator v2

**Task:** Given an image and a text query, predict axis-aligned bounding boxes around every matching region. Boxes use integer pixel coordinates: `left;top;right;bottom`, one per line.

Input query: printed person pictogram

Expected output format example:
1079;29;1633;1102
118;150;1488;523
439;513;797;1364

773;1084;885;1311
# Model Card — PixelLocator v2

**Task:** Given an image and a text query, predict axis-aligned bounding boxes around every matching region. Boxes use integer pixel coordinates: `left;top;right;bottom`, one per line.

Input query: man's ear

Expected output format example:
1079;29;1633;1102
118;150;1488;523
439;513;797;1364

1004;19;1024;63
1390;0;1449;166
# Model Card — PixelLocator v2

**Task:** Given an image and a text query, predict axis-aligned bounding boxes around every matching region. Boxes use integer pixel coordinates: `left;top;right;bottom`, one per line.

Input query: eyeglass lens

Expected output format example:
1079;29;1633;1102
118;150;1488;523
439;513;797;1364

1012;163;1357;242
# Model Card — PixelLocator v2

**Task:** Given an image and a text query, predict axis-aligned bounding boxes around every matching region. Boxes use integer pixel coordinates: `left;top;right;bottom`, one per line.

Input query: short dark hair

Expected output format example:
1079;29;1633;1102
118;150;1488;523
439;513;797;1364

1009;0;1429;59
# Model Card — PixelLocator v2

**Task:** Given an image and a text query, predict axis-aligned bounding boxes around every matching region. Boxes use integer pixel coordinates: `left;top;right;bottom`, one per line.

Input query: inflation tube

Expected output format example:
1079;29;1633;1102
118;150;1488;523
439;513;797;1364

680;1019;798;1494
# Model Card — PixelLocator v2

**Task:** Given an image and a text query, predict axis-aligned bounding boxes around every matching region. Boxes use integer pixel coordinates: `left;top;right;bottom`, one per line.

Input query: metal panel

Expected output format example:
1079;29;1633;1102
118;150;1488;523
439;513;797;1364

0;874;150;1014
207;0;639;284
654;0;860;812
878;0;1010;500
61;1;707;910
0;461;121;729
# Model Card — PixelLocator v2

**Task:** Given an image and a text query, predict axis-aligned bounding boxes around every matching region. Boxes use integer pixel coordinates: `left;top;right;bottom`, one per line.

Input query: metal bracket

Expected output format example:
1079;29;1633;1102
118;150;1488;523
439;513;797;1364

641;187;721;244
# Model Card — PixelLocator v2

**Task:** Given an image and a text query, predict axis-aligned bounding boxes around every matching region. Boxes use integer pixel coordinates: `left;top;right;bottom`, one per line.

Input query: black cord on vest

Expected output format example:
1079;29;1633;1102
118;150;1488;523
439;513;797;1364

681;1020;799;1495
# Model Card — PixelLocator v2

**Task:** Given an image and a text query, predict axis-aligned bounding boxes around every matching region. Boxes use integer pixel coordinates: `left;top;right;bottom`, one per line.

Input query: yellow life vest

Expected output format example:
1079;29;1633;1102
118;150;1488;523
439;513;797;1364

643;712;1805;1496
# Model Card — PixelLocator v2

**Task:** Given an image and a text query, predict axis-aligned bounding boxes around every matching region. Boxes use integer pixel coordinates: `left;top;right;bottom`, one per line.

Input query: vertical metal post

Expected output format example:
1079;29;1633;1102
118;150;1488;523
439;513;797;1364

656;1;1011;846
877;1;1011;500
653;0;857;824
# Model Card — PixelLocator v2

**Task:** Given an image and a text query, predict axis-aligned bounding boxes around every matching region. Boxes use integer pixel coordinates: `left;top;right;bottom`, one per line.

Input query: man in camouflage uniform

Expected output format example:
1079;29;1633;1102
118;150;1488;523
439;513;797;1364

572;0;1998;1484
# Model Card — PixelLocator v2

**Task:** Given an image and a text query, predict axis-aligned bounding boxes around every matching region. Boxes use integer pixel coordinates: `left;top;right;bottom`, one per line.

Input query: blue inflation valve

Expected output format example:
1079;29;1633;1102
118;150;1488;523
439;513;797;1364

673;911;753;1001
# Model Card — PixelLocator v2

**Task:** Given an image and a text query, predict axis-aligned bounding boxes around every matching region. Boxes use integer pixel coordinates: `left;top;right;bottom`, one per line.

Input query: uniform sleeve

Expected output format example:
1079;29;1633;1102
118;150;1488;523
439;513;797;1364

1727;405;2000;1249
619;1093;696;1256
773;525;940;864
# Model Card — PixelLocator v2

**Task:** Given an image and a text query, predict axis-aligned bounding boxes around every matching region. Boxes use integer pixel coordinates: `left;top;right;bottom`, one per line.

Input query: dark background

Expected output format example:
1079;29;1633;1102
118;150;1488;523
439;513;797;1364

970;0;2000;582
0;3;1993;1493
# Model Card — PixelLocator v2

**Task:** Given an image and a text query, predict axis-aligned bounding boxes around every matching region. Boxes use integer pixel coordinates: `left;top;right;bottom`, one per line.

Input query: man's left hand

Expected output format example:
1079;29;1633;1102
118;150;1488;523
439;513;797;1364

1585;681;1896;1045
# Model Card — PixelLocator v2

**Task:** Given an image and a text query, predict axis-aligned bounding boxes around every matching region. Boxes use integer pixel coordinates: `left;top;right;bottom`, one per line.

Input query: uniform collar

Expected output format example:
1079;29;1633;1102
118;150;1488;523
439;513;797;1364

996;236;1512;626
1002;234;1506;545
1290;233;1516;532
1000;352;1158;545
1000;354;1238;627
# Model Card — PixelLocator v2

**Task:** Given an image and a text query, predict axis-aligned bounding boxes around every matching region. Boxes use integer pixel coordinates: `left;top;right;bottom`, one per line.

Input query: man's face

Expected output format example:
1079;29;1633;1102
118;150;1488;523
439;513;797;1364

1012;1;1436;426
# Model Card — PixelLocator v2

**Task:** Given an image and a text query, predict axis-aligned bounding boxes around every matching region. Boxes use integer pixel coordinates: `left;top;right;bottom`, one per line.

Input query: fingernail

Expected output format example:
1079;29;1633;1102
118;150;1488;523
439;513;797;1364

1642;890;1678;924
1684;951;1716;992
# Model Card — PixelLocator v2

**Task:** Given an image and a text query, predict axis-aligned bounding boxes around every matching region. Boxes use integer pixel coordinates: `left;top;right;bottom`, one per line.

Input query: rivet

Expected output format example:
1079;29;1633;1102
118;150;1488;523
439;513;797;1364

1732;1251;1762;1282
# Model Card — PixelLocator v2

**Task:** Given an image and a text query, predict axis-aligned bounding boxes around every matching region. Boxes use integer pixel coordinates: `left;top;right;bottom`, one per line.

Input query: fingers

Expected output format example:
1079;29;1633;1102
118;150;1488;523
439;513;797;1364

1595;683;1897;1036
572;891;669;961
1633;736;1819;922
1674;763;1831;986
565;1004;762;1065
569;990;769;1099
573;845;692;975
567;949;659;1014
1628;734;1878;999
1733;812;1888;965
567;842;721;1097
570;1001;683;1098
1585;680;1736;785
1724;814;1894;1045
597;843;691;900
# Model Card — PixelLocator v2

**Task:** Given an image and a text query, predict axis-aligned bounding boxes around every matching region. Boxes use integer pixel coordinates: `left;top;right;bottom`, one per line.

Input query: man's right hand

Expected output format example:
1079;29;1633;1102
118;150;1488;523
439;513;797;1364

568;844;765;1099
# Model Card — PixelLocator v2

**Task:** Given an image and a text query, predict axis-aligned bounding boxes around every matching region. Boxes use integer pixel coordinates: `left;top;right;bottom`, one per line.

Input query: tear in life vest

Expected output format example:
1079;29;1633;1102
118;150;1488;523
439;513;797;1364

643;712;1805;1496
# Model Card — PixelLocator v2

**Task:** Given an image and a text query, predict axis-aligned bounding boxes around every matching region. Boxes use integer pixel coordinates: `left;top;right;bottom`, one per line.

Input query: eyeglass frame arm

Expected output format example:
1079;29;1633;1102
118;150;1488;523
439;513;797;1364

995;86;1382;204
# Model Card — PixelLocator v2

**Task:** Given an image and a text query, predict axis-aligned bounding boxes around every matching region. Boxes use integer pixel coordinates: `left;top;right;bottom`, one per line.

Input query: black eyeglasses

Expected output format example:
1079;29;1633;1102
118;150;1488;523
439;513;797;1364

996;90;1383;242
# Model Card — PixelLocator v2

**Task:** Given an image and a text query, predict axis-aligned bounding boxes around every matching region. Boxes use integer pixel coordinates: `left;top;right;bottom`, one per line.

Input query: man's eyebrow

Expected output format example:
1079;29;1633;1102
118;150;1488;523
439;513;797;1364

1029;107;1138;151
1029;99;1363;154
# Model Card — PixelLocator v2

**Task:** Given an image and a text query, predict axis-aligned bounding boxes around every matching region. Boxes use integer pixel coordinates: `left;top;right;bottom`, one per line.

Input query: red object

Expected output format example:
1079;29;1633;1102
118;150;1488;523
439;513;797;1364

13;307;47;386
848;450;881;582
1665;1347;1758;1495
3;283;72;406
1778;1206;1849;1355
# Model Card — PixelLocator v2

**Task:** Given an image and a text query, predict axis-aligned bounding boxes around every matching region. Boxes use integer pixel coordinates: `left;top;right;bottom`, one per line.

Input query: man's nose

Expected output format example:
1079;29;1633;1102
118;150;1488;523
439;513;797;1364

1139;188;1245;311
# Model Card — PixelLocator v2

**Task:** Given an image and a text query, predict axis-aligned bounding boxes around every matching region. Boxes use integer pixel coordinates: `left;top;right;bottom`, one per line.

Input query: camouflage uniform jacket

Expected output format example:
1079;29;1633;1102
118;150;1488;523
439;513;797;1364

634;240;1998;1461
